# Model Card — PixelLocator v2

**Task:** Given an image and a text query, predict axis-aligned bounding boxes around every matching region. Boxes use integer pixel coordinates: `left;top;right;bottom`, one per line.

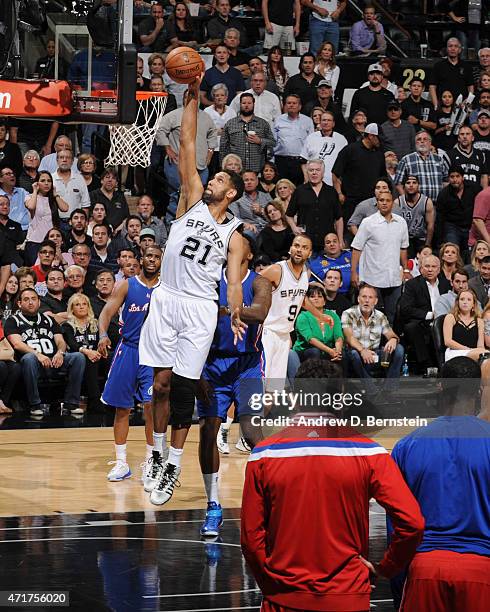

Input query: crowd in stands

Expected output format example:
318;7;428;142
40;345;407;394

1;0;490;416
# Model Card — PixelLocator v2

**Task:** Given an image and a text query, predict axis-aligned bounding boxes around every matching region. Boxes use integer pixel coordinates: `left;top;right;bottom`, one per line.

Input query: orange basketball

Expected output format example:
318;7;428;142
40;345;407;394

165;47;205;84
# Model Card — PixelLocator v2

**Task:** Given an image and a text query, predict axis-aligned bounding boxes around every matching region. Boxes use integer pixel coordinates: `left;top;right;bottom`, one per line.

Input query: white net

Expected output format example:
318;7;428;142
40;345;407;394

105;93;167;167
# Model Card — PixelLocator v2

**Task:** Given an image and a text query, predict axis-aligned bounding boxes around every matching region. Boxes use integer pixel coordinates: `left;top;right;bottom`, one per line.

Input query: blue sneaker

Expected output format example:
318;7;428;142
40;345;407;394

200;502;223;537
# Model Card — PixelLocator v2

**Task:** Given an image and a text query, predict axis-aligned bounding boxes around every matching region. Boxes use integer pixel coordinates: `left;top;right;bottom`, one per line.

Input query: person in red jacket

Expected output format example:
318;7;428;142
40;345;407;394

241;359;425;612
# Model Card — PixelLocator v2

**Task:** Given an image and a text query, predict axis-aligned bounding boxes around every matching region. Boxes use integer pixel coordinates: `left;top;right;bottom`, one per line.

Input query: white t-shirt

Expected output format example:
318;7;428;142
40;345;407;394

311;1;339;22
300;130;348;185
203;105;237;147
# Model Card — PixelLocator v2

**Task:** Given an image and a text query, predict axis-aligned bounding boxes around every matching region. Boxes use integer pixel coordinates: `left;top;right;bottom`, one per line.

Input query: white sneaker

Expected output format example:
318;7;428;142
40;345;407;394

107;460;131;481
30;406;44;416
143;453;164;492
235;436;251;454
217;425;230;454
150;462;181;505
70;406;84;415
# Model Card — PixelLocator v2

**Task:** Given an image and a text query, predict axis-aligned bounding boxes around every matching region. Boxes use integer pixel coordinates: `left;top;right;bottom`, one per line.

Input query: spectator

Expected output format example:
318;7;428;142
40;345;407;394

244;56;282;96
203;83;237;174
139;228;157;254
39;135;78;175
42;227;72;270
31;239;56;290
222;28;251;77
90;224;118;273
136;55;150;91
65;209;92;251
286;159;343;253
322;267;351;313
206;0;248;47
15;268;36;292
310;106;324;130
39;268;69;325
275;178;296;214
429;37;474;109
71;243;97;297
0;167;30;232
380;101;416;161
300;110;348;185
0;121;22;178
342;283;404;392
465;240;490;278
200;44;245;107
447;1;489;57
4;288;86;416
0;194;25;268
435;166;480;257
64;265;87;301
262;0;300;54
230;72;281;128
385;150;399;183
265;46;289;94
258;201;293;261
114;249;135;283
469;88;490;128
220;93;275;174
469;187;490;246
258;161;278;197
468;254;490;307
131;194;167;247
348;4;387;56
347;177;391;236
119;257;140;281
302;80;347;133
34;38;68;79
87;203;107;237
360;56;398;97
283;53;323;109
230;170;271;235
0;320;21;414
166;1;201;49
393;175;435;256
344;109;368;143
309;231;352;293
444;126;488;188
477;69;490;92
313;41;340;93
90;270;120;349
401;78;437;133
473;109;490;153
221;153;243;174
301;1;346;55
394;131;448;202
433;90;458;151
400;254;448;372
0;274;18;323
407;244;433;278
62;293;104;412
351;191;409;324
89;168;129;236
52;151;90;227
443;290;486;362
77;153;100;193
17;150;40;194
474;48;490;87
24;172;68;265
293;284;343;362
138;2;174;52
111;216;143;257
440;242;465;283
435;268;472;317
332;123;386;231
349;63;394;125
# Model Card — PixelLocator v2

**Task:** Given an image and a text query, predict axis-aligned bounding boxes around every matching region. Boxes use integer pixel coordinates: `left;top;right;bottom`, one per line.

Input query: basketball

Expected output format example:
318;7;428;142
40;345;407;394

165;47;205;84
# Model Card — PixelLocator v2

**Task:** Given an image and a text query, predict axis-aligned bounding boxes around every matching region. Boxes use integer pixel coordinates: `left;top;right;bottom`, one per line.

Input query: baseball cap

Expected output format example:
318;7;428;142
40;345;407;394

387;101;401;110
368;63;383;74
316;79;332;88
140;228;156;239
478;109;490;118
365;123;379;136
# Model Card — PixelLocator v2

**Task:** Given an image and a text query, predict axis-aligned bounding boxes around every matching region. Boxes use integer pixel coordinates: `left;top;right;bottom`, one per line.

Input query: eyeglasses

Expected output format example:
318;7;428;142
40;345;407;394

24;156;38;160
81;160;95;165
1;171;14;176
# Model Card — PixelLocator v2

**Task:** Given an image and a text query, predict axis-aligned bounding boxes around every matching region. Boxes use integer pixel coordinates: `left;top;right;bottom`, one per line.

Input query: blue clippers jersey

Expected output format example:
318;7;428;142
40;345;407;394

391;416;490;557
210;270;262;356
120;276;154;346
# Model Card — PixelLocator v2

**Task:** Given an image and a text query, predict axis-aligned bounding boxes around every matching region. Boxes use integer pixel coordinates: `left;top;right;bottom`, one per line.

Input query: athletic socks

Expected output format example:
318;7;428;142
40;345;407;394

203;472;220;505
168;446;184;468
222;416;233;430
115;443;127;463
153;431;166;456
145;444;153;461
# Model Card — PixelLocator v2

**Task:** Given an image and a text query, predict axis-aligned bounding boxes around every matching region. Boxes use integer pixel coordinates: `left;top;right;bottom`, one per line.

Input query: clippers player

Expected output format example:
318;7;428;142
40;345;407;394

98;246;162;482
197;234;272;537
139;73;246;506
260;235;334;392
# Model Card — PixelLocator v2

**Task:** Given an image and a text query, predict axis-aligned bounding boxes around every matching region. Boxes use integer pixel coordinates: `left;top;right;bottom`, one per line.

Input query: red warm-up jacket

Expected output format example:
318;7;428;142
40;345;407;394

241;424;424;611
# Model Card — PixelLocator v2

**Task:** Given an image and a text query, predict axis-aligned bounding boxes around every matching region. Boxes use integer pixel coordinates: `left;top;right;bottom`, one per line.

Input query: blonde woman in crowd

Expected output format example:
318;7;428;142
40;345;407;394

443;289;486;362
275;178;296;215
314;42;340;93
221;153;243;174
465;240;490;278
439;242;464;282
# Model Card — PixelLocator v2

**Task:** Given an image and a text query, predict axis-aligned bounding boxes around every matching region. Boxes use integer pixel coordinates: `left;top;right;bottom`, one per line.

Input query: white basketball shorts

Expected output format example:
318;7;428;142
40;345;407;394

262;327;291;390
139;284;218;380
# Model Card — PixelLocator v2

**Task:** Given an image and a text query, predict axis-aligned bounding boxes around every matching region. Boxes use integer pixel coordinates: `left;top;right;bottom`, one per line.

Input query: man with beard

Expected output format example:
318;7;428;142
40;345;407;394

393;175;435;256
139;74;245;507
283;53;323;109
444;126;488;189
64;209;92;250
349;63;394;125
132;194;167;247
473;110;490;154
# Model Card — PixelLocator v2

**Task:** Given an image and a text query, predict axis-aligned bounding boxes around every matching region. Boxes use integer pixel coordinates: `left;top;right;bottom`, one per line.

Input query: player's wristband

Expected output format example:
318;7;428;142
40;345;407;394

99;332;109;339
224;306;231;316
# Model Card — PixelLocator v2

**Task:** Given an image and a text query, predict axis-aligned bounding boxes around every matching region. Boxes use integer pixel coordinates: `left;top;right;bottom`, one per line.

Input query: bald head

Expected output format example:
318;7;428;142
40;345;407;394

421;254;440;282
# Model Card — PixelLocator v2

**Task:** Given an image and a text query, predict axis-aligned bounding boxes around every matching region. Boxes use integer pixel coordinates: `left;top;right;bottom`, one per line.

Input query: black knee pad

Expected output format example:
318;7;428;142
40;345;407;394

169;373;197;428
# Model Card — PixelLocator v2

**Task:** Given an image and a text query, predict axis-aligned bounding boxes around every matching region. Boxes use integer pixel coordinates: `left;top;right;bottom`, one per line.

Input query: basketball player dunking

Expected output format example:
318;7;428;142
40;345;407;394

261;235;334;393
139;72;246;506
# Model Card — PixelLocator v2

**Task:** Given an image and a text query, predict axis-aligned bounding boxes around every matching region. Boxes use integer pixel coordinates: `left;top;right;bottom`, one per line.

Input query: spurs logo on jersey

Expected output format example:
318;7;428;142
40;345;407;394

264;260;309;334
161;200;242;300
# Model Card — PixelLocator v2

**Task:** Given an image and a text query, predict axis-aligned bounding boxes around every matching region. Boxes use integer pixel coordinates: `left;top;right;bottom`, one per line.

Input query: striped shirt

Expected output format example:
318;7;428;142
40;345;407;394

341;305;391;350
394;151;448;202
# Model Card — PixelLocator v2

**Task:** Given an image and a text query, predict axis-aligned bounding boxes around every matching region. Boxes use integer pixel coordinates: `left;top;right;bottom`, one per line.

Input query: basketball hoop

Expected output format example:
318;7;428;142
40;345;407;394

105;91;168;167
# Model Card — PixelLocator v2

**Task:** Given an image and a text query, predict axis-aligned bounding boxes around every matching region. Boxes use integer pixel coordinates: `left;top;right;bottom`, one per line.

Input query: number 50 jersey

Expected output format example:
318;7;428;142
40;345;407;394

161;201;243;300
263;260;309;334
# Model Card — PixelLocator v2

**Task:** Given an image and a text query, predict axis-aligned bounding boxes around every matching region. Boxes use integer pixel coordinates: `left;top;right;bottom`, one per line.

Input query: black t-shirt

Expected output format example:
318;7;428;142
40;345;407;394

433;109;458;151
430;58;474;101
401;96;436;129
283;73;323;109
325;293;352;318
89;188;129;231
226;49;252;69
138;17;174;52
4;312;61;358
332;140;386;201
17;169;39;193
266;0;295;26
62;321;98;352
64;232;94;251
10;118;53;148
349;87;394;125
445;147;489;186
40;293;68;315
474;131;490;155
0;141;23;177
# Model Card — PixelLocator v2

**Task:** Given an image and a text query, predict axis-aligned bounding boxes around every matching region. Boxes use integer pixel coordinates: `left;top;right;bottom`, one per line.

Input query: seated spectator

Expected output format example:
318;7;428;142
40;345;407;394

465;240;490;278
0;320;21;414
380;101;416;161
265;46;289;94
433;90;458;151
34;38;68;79
283;53;323;109
31;239;56;295
4;288;85;416
71;243;98;297
323;268;352;316
473;109;490;153
344;109;367;143
221;153;243;174
439;242;464;284
0;193;25;268
293;284;343;363
206;0;249;48
24;171;69;265
0;121;22;178
39;135;78;175
62;293;104;412
435;268;474;318
0;167;30;232
87;203;108;237
286;159;343;254
258;201;293;262
17;150;40;193
302;81;347;133
401;78;437;133
166;2;201;49
443;290;486;363
89;168;129;236
118;257;141;282
309;232;352;292
349;63;394;125
134;195;167;248
65;209;92;251
342;283;403;393
347;177;391;237
222;28;251;77
400;255;449;373
314;42;340;93
469;254;490;308
52;151;90;227
41;227;73;270
476;69;490;93
229;71;282;128
258;162;278;198
114;249;135;282
138;2;174;52
90;224;118;274
63;265;86;301
203;84;237;175
244;56;282;96
348;5;387;56
393;175;435;257
200;44;245;107
111;216;143;257
90;270;120;349
15;267;36;292
39;268;69;325
230;170;271;235
139;228;157;254
77;154;100;193
0;274;18;323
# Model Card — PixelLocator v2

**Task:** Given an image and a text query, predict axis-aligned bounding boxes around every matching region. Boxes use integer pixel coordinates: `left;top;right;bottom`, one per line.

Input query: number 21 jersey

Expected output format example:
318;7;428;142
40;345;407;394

263;260;309;334
161;201;242;300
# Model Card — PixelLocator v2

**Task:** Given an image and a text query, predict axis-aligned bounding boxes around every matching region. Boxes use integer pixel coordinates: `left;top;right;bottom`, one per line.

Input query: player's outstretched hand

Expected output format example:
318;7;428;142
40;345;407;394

98;336;111;359
231;307;247;345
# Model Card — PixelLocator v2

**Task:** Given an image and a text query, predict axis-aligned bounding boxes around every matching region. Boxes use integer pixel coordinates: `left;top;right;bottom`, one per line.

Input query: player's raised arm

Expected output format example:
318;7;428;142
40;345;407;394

227;231;246;343
176;73;205;218
241;276;272;324
259;263;282;289
98;279;128;357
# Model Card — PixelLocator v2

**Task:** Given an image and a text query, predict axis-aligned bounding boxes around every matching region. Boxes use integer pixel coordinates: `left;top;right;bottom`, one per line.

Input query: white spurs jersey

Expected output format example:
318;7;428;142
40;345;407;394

263;260;309;334
161;200;242;300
